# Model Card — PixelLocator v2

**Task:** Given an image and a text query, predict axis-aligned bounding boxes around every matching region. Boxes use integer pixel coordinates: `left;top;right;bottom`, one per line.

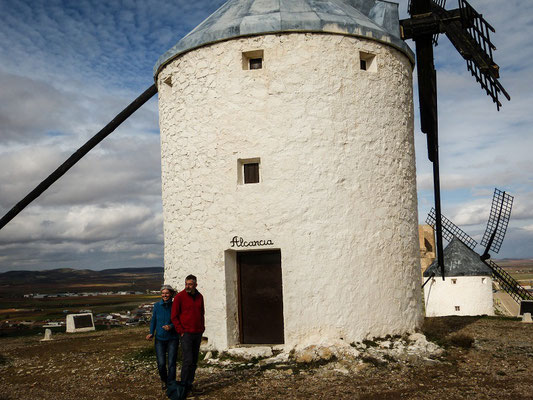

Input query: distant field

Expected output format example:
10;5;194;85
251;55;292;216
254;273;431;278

0;294;159;322
496;259;533;269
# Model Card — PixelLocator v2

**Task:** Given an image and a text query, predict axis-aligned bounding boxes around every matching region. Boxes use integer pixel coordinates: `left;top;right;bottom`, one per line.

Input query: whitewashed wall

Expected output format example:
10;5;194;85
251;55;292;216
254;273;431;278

424;276;494;317
157;33;422;350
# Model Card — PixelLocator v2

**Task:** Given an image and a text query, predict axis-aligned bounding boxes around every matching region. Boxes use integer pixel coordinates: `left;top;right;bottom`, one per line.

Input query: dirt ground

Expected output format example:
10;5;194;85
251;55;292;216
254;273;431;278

1;316;532;399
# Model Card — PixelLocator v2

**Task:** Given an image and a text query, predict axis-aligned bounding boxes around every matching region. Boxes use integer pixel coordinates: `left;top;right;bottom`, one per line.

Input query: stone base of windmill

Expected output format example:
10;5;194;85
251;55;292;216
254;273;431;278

203;332;444;370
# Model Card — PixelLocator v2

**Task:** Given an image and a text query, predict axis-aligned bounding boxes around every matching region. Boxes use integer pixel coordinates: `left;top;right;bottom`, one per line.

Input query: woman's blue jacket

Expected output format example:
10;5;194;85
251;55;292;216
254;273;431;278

149;299;179;341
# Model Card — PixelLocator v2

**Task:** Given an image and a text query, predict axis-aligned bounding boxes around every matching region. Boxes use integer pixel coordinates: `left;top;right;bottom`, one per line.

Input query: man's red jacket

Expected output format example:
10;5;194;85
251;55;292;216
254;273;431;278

171;290;205;334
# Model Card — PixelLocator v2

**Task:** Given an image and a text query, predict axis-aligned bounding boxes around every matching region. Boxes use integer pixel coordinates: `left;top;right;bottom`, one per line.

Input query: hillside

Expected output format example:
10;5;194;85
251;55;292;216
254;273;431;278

0;267;163;297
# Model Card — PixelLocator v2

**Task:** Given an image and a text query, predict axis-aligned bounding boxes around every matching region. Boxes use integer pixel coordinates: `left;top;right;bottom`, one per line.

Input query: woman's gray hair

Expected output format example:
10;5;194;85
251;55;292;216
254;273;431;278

160;284;175;294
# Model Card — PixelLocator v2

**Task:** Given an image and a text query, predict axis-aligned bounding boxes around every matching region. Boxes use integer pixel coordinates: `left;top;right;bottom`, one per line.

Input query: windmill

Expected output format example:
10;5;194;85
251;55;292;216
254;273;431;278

400;0;511;280
425;188;533;305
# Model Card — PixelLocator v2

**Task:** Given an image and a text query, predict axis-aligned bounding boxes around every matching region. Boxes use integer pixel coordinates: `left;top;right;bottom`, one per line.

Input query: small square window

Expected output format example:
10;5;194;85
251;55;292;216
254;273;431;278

238;158;260;184
451;278;457;284
481;277;486;284
244;163;259;184
249;58;262;70
359;51;376;72
455;306;460;311
242;50;264;70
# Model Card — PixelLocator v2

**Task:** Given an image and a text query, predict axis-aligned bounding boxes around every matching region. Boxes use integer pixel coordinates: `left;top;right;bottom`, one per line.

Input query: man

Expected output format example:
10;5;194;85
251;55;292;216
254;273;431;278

171;274;205;391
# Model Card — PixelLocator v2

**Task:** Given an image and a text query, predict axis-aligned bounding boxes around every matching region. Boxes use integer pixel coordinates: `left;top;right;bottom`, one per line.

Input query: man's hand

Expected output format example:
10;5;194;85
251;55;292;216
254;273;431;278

162;325;171;331
145;333;153;340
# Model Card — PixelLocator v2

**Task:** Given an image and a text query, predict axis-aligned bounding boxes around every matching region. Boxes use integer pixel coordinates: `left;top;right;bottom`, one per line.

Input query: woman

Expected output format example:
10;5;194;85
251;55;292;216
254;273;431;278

146;284;179;390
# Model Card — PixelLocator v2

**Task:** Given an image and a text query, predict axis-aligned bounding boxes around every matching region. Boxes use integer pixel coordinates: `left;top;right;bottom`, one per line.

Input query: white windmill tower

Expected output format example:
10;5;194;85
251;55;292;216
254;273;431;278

154;0;422;350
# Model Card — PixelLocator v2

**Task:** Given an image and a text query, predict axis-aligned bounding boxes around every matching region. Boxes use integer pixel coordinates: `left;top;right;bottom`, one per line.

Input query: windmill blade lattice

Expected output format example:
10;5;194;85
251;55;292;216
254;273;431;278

481;188;513;254
426;208;478;250
456;0;510;109
485;259;533;303
432;0;446;45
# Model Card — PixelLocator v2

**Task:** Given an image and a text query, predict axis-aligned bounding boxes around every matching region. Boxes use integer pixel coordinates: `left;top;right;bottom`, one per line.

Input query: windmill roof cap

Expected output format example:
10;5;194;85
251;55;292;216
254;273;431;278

154;0;414;79
423;238;493;277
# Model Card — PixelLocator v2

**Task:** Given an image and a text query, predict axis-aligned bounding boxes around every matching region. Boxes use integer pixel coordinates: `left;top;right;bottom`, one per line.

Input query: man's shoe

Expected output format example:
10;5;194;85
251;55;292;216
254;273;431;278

161;382;167;391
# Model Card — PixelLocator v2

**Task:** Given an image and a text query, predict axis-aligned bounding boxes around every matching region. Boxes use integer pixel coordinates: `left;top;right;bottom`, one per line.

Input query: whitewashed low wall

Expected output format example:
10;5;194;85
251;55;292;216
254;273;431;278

157;32;422;350
66;313;95;333
424;276;494;317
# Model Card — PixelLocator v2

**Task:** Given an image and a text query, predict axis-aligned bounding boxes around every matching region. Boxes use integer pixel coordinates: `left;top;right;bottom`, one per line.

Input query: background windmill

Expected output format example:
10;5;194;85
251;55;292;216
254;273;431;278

425;188;533;310
400;0;510;280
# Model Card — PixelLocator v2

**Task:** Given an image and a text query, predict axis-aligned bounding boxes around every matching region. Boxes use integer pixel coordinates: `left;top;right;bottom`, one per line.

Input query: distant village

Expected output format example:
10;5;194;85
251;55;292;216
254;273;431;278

2;291;161;331
23;290;159;298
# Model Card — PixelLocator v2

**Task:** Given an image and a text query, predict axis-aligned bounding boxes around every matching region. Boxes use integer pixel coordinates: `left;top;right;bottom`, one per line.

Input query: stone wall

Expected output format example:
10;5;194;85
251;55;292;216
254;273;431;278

157;32;422;350
419;224;436;276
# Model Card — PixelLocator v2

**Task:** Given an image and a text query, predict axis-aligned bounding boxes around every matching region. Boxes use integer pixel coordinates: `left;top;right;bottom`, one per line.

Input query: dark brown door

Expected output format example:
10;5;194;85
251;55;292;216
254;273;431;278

238;250;284;344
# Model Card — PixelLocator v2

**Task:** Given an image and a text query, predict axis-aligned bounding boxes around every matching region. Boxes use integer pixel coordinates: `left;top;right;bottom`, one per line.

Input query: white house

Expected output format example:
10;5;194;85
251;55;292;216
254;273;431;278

155;0;423;350
424;238;494;317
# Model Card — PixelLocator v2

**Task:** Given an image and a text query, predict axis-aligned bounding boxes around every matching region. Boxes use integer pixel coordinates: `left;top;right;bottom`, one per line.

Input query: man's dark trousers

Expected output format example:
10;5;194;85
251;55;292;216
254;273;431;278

180;332;202;387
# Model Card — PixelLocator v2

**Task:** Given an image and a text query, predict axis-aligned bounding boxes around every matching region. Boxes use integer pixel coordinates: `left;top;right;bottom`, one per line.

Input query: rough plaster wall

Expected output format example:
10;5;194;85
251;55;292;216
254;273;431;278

424;276;494;317
157;33;422;350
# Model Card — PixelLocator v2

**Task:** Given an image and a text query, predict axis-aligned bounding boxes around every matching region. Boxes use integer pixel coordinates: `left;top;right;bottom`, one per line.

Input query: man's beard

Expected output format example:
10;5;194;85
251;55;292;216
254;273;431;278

186;288;195;294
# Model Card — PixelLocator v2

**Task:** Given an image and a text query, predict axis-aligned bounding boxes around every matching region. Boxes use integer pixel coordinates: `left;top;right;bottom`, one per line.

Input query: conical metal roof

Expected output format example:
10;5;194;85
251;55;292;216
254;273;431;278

423;238;492;277
154;0;414;78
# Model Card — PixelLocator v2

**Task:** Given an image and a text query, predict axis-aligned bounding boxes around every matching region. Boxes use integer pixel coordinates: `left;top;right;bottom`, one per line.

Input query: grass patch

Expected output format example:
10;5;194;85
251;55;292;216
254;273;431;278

129;346;157;362
447;333;475;348
422;317;476;348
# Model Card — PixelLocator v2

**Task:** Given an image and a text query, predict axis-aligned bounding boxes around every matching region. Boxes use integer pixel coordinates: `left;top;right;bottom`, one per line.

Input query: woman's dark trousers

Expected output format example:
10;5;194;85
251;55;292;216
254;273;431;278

155;338;179;383
180;332;202;387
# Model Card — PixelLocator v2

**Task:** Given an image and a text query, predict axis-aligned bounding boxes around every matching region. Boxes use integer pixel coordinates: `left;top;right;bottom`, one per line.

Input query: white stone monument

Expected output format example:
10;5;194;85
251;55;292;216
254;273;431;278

155;0;423;350
66;313;95;333
40;328;53;341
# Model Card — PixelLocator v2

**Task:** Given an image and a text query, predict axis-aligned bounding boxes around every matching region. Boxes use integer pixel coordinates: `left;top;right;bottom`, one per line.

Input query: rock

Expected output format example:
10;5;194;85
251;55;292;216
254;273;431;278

226;347;273;360
295;347;317;363
317;347;333;361
379;340;391;349
204;351;213;360
334;367;350;374
259;352;290;366
522;313;533;323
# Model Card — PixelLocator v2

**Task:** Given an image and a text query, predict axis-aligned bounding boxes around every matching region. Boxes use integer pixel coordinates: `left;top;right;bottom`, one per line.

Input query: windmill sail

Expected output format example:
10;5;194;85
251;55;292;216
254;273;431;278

0;85;158;232
426;208;478;250
457;0;510;109
481;189;514;255
485;259;533;303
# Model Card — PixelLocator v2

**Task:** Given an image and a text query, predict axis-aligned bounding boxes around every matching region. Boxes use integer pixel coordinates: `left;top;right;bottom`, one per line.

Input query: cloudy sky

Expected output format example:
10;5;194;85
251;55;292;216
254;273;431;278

0;0;531;273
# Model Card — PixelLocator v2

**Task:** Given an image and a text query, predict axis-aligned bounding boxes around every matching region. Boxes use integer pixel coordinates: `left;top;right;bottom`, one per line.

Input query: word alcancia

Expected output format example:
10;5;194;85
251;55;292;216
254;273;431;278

230;236;274;248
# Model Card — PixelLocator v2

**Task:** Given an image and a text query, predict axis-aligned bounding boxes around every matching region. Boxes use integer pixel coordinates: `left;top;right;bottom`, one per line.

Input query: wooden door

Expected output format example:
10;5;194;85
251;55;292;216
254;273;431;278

238;250;284;344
